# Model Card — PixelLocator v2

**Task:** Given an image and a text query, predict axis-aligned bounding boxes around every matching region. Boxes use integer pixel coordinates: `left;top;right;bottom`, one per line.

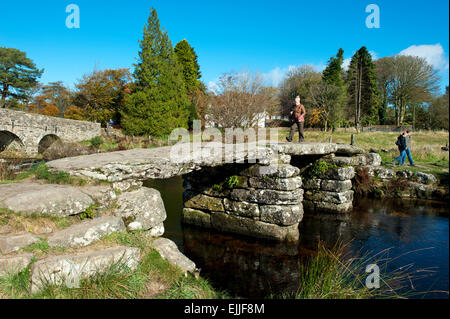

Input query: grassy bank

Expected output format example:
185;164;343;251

0;230;230;299
273;242;443;299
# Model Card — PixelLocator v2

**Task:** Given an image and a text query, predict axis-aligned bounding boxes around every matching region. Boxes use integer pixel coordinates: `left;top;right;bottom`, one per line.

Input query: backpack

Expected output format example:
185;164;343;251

395;136;401;146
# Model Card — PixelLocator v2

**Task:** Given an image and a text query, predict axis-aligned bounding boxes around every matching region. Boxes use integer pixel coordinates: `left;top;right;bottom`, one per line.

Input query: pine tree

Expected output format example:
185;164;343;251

346;46;380;129
174;40;201;91
122;8;189;136
321;48;346;129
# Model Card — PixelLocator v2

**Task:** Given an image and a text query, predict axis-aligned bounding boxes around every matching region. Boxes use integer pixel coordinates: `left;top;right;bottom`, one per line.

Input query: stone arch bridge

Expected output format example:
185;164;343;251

0;108;101;155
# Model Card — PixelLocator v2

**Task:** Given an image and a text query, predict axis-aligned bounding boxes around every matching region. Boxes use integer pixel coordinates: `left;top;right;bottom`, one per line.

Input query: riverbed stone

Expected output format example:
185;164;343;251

230;188;303;205
114;187;166;231
183;191;224;212
0;254;33;276
396;169;414;179
321;180;353;192
260;204;303;226
223;198;260;218
30;246;140;293
248;176;302;191
322;167;355;181
182;208;212;228
304;190;354;204
151;238;196;274
48;216;126;248
241;164;300;178
0;183;94;217
414;172;438;185
0;233;40;254
211;212;299;241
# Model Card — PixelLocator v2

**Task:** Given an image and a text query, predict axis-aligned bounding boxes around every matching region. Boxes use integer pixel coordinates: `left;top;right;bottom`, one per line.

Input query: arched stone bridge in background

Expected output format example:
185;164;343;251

0;108;101;155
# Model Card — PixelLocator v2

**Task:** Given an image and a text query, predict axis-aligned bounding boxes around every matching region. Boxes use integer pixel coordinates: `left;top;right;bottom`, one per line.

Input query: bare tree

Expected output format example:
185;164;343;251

207;72;276;128
388;55;440;126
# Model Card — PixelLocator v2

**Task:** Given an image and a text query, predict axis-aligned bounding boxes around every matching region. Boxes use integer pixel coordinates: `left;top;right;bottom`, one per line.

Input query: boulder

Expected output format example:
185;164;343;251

322;167;355;181
146;223;165;237
48;216;126;248
364;153;382;166
114;187;167;231
373;167;395;179
223;198;260;218
183;191;224;212
211;212;299;241
30;246;140;293
0;183;94;217
260;204;304;226
0;233;40;254
248;176;302;191
396;170;414;179
271;143;338;156
78;186;117;208
182;208;212;228
414;172;438;185
0;254;33;276
151;238;196;274
230;188;303;205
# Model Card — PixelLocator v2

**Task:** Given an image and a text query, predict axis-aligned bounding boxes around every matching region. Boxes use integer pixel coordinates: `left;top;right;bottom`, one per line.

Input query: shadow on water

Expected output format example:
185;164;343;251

144;177;449;299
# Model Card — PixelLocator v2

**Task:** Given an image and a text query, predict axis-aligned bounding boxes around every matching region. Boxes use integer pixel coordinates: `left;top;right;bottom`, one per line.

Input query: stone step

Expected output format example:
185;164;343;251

0;233;40;254
151;238;196;275
0;253;33;276
48;216;126;248
30;246;140;293
0;183;93;217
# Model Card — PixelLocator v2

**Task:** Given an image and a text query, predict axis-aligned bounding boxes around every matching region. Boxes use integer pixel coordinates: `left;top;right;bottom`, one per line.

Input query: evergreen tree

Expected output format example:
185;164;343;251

174;40;201;91
0;47;43;108
174;39;203;128
122;8;189;136
321;48;346;129
346;46;380;129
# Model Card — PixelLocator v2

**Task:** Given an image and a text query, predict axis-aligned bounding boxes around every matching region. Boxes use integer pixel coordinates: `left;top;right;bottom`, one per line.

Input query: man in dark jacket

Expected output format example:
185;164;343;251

392;131;407;165
286;96;306;143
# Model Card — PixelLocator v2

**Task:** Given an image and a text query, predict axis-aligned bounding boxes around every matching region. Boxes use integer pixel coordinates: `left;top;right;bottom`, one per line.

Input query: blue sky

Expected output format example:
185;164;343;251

1;0;448;94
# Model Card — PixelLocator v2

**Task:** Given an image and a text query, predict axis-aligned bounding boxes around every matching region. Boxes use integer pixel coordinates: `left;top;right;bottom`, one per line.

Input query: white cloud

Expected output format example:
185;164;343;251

398;44;449;70
207;80;220;94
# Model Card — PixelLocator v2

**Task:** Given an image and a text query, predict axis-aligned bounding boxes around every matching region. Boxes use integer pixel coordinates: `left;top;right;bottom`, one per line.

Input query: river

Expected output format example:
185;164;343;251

144;176;449;299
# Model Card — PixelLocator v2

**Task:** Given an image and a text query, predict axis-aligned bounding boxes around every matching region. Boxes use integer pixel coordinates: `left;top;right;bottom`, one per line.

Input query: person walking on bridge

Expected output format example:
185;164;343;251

286;95;306;143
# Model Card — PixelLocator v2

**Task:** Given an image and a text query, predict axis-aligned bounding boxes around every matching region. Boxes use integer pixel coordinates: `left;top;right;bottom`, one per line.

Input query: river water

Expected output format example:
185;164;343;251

144;177;449;299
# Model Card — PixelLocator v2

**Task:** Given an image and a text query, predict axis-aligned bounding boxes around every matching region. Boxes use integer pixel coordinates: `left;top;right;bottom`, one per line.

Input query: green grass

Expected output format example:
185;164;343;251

0;231;229;299
272;242;435;299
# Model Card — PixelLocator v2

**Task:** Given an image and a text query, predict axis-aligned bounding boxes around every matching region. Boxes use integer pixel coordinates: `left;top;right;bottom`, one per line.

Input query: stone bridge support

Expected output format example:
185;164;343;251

0;108;101;155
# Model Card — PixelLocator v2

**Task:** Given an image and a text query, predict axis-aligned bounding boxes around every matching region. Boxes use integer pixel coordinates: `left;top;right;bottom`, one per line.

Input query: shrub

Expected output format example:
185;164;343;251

89;136;103;149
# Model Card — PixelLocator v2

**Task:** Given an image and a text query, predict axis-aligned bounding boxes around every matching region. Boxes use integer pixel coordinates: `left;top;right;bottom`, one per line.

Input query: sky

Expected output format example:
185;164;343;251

1;0;448;94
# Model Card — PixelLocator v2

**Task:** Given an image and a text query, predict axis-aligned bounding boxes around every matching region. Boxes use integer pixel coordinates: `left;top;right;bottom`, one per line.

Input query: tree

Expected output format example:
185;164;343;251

279;65;322;117
122;8;189;136
387;55;440;126
42;104;60;117
307;81;343;131
428;86;449;130
207;72;275;129
321;48;346;129
374;57;394;124
42;81;72;116
346;47;380;129
175;39;204;129
64;105;86;121
0;47;43;108
73;68;131;126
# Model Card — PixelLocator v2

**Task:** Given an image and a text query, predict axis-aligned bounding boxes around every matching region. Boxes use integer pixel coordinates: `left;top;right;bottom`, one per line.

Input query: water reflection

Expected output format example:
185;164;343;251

145;177;449;299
